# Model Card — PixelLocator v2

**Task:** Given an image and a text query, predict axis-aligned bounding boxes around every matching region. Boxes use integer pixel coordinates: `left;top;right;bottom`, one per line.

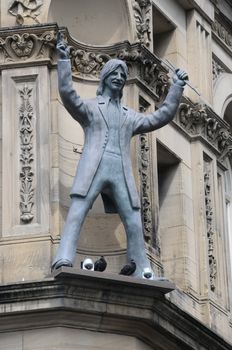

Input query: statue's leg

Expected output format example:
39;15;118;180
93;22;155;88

111;181;152;277
52;177;104;270
52;196;91;268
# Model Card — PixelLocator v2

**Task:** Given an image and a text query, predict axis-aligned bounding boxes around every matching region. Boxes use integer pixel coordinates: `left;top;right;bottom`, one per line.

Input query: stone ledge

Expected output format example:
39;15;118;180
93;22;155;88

0;269;231;350
53;266;175;294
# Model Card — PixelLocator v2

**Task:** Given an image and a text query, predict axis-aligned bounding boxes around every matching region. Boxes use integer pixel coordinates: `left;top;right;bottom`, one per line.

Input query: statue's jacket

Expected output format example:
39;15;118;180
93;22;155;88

58;59;184;213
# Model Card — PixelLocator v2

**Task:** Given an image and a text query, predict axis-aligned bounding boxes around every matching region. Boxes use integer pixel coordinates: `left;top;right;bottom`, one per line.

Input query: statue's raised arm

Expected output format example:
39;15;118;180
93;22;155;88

132;67;188;135
56;32;88;126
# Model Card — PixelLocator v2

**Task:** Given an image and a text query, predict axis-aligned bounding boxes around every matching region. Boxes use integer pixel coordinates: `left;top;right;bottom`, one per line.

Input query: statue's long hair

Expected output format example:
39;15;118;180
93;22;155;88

96;59;128;99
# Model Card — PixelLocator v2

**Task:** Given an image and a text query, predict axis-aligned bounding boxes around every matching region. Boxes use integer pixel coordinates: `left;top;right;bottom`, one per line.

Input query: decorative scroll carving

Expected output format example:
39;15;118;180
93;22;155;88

0;25;169;102
204;160;217;292
69;44;169;102
0;30;56;61
178;103;208;135
141;59;169;101
19;85;35;223
8;0;43;25
212;59;225;82
177;103;232;157
133;0;152;47
212;19;232;50
138;97;154;247
70;49;111;77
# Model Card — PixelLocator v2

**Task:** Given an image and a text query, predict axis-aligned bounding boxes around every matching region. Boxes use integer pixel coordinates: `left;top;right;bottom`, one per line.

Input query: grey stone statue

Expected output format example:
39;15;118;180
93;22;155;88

52;33;188;279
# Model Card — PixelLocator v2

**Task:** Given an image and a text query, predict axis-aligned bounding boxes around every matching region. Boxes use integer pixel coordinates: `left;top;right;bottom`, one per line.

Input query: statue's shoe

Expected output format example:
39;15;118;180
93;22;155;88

51;259;73;272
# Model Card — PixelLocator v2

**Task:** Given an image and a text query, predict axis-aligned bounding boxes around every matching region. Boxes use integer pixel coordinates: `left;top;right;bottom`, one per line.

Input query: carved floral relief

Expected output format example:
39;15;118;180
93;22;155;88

138;96;158;248
212;59;225;82
8;0;43;25
139;135;152;245
177;103;232;159
204;159;217;292
19;85;35;223
0;30;56;61
133;0;152;47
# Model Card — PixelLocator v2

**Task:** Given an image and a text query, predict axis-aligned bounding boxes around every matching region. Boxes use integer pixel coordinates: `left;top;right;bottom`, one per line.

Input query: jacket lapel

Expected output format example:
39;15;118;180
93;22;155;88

120;106;128;128
97;96;108;128
97;96;128;129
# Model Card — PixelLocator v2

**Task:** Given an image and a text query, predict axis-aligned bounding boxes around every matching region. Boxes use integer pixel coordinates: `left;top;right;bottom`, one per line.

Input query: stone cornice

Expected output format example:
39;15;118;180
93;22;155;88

212;14;232;55
0;268;231;350
0;23;169;103
176;0;214;24
173;98;232;165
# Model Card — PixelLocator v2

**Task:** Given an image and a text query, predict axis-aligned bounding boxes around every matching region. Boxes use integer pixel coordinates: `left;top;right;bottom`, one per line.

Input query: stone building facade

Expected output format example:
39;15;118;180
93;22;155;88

0;0;232;349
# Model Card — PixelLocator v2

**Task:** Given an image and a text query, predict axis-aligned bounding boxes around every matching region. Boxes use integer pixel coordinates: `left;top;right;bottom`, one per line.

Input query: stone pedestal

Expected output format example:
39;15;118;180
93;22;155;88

0;269;231;350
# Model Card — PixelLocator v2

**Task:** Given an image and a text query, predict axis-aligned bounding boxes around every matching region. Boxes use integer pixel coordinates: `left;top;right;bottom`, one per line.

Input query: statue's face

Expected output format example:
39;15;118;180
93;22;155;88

103;66;126;95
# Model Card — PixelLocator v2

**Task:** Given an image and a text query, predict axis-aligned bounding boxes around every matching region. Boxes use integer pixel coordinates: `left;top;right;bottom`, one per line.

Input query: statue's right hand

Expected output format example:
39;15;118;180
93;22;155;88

56;31;70;59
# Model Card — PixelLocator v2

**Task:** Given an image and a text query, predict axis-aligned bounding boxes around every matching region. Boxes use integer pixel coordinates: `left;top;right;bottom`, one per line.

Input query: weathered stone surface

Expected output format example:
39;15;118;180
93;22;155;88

0;269;231;350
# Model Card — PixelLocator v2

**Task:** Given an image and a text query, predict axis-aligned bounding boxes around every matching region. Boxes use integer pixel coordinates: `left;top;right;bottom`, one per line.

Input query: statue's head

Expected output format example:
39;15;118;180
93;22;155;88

97;59;128;98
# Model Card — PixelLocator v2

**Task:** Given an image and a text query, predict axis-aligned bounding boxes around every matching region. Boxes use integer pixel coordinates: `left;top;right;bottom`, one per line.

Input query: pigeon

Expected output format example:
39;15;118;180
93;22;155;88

94;256;107;272
119;259;136;276
82;258;94;271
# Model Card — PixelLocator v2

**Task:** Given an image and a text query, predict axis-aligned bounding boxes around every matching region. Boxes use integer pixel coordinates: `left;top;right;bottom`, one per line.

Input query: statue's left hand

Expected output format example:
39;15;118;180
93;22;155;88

56;31;70;60
172;69;188;86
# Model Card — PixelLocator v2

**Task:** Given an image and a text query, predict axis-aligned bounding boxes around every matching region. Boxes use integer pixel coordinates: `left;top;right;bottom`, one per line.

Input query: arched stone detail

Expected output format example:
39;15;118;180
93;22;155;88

213;72;232;117
47;0;134;45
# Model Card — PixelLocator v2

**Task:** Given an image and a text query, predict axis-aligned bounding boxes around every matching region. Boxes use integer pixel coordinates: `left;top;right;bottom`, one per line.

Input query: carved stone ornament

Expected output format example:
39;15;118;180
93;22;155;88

176;103;232;160
8;0;43;25
138;97;153;246
204;160;217;292
0;29;56;62
212;58;225;82
212;18;232;51
133;0;152;47
19;85;35;223
70;49;111;77
68;40;169;102
0;25;169;102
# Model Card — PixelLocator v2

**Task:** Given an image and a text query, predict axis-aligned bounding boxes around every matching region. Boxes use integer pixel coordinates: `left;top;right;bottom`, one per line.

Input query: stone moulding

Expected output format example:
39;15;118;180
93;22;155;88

212;16;232;53
0;269;231;350
0;24;169;103
175;101;232;164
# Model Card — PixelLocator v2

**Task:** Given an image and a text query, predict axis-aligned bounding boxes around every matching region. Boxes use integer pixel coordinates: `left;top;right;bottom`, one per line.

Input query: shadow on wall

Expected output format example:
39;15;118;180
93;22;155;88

48;0;131;45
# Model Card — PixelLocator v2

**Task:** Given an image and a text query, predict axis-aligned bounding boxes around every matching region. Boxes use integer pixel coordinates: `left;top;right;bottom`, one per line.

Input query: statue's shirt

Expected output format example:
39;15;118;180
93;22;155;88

104;97;121;156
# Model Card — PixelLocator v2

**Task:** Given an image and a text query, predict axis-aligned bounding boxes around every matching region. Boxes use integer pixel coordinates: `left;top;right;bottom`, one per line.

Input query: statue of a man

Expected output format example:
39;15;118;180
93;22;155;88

52;34;188;278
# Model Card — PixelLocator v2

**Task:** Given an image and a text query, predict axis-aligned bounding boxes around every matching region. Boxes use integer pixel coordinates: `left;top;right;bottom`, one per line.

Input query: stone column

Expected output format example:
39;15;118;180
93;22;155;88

186;9;213;104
